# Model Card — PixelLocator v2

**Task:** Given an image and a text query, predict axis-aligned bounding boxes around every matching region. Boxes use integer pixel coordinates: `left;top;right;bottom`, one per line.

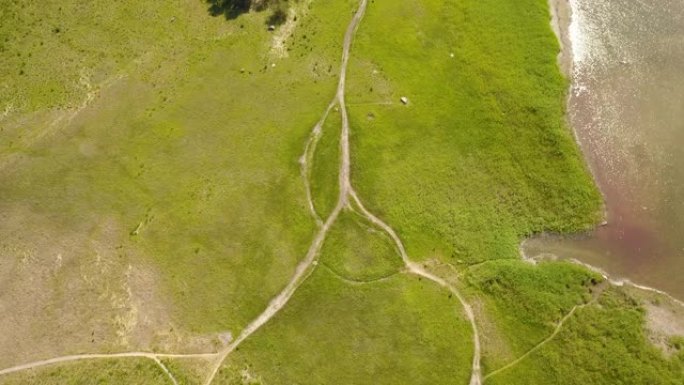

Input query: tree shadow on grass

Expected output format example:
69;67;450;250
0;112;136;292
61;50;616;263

206;0;290;26
266;6;288;26
206;0;251;20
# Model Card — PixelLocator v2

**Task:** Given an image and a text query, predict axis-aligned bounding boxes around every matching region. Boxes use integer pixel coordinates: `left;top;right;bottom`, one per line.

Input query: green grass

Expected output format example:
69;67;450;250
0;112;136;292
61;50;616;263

463;259;602;371
310;108;342;219
0;358;168;385
0;0;357;336
214;267;474;385
0;1;226;112
347;0;602;264
487;287;684;385
319;209;403;281
2;0;681;384
161;358;209;385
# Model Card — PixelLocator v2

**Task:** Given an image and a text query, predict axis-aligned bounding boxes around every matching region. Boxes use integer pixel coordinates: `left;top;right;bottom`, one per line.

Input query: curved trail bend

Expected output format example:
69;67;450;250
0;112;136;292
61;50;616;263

349;191;482;385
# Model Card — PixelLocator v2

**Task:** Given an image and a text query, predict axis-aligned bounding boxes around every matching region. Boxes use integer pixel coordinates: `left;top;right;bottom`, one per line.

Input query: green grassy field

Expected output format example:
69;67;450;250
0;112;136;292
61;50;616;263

486;287;684;385
214;266;474;385
319;209;403;281
0;358;168;385
310;108;342;219
1;0;682;383
0;0;356;341
463;260;601;372
347;0;602;265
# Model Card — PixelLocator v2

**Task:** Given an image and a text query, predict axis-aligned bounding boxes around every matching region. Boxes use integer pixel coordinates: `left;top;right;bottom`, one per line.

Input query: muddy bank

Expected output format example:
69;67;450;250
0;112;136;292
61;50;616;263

548;0;574;78
530;0;684;300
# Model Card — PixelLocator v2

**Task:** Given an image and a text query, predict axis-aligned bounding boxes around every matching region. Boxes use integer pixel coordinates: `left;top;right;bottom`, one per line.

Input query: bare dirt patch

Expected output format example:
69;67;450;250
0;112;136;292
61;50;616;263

0;205;215;368
269;2;306;58
644;300;684;355
621;284;684;355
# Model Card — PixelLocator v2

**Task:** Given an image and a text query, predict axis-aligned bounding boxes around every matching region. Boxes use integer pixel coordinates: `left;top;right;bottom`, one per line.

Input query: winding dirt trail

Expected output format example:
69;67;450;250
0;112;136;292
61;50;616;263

299;101;336;225
4;1;684;382
202;1;369;384
319;262;404;285
203;0;481;383
0;1;482;384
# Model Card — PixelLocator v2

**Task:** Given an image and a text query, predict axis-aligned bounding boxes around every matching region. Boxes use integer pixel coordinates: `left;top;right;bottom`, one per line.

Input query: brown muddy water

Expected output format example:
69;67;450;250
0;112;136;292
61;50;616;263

524;0;684;300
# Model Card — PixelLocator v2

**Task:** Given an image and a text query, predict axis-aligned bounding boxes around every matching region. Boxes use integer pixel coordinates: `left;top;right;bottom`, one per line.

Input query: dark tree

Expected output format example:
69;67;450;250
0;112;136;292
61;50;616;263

206;0;290;25
206;0;251;19
266;4;288;26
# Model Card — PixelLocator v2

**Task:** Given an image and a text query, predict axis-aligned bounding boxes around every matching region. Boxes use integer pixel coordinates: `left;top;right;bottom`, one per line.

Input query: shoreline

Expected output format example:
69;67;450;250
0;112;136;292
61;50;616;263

549;0;609;223
548;0;574;78
532;0;684;307
519;238;684;308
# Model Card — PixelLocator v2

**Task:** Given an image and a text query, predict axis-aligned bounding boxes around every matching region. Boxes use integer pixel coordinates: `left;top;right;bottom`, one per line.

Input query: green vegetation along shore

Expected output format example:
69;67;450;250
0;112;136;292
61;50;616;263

347;0;602;266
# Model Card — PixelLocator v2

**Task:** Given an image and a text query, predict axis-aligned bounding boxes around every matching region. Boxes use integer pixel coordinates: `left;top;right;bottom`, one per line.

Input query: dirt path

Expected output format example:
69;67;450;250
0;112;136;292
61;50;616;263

6;0;682;381
482;280;611;382
299;100;336;225
202;1;369;384
152;356;180;385
205;0;482;383
483;304;583;381
319;262;404;285
0;351;214;383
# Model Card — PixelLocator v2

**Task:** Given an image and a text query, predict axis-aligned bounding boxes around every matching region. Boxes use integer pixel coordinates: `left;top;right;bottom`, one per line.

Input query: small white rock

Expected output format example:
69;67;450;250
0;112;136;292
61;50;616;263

400;96;409;105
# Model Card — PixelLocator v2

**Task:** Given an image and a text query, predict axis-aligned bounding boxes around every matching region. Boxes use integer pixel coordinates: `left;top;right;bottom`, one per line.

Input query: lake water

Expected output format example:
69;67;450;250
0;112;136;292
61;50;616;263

524;0;684;299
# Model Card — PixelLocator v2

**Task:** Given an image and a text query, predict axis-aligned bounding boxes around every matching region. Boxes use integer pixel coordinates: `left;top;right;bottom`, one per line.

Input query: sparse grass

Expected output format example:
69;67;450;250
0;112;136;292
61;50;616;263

0;358;168;385
0;1;227;112
487;287;684;385
214;267;474;385
319;209;403;281
347;0;602;264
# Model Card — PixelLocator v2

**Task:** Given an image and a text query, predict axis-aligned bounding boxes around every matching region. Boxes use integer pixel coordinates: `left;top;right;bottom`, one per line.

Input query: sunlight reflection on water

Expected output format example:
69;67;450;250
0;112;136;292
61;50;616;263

525;0;684;299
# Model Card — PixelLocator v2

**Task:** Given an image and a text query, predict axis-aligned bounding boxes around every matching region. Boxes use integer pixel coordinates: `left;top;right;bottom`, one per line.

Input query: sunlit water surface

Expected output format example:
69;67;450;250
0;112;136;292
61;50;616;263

524;0;684;299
